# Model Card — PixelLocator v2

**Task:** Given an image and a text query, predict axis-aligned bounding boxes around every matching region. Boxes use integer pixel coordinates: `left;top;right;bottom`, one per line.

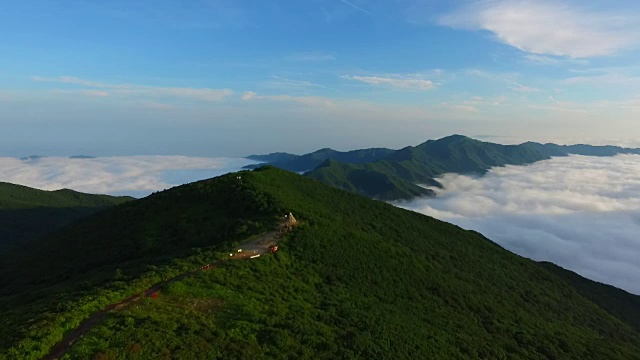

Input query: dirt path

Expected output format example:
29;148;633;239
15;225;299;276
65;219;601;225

41;265;216;360
42;215;298;360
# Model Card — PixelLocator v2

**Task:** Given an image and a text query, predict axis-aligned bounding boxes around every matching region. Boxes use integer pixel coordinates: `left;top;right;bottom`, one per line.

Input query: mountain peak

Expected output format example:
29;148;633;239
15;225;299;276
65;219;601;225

435;134;471;143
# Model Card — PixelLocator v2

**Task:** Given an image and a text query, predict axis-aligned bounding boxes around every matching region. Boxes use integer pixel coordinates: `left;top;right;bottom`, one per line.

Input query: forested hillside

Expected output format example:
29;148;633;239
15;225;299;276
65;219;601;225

305;135;550;200
0;182;132;251
244;147;395;172
248;135;640;200
2;167;640;359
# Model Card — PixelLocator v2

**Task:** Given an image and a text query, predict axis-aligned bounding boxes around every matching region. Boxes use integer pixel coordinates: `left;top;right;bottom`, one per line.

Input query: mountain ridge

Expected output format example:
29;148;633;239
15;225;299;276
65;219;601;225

246;135;640;200
0;182;133;252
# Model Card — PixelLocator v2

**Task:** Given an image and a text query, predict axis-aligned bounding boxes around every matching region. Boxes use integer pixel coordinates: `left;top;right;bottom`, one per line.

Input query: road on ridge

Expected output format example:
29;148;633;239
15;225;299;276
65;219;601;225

42;264;218;360
41;217;297;359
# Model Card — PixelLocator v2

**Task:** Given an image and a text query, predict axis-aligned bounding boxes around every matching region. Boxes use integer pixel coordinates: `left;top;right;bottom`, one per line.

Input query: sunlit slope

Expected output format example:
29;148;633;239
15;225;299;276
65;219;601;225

22;166;640;359
0;182;133;251
305;135;551;200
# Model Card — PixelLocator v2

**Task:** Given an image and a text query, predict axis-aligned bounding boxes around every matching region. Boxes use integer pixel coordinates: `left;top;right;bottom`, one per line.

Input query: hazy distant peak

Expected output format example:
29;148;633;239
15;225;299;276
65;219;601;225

19;155;46;161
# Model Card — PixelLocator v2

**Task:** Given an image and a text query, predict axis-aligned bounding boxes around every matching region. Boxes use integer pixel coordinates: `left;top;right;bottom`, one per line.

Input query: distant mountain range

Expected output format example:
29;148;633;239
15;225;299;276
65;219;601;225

246;135;640;200
18;155;96;160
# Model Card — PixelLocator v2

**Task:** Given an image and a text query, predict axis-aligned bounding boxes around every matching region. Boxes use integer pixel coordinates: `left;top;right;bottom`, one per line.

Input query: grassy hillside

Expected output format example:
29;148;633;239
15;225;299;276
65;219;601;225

0;182;133;251
2;167;640;359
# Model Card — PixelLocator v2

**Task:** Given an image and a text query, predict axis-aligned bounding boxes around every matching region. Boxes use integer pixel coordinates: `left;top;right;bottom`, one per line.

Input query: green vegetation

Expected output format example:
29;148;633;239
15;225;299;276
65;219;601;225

0;173;281;359
246;152;299;163
541;262;640;333
0;182;132;251
305;135;550;200
2;167;640;359
308;159;435;200
248;135;640;200
244;147;395;172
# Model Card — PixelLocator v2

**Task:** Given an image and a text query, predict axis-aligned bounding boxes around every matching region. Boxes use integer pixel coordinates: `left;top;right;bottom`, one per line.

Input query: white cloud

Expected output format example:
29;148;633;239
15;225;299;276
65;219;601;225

342;75;436;90
242;91;257;101
0;156;257;197
397;154;640;295
509;82;539;93
439;1;640;58
32;76;233;102
269;76;324;89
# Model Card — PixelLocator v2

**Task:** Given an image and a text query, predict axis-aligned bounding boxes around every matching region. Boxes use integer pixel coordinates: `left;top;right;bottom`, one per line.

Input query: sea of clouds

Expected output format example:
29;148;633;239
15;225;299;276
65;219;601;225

396;154;640;295
3;153;640;295
0;156;258;198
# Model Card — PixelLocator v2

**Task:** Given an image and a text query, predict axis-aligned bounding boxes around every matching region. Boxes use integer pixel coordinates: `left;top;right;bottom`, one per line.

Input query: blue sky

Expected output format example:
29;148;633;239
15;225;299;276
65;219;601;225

2;0;640;156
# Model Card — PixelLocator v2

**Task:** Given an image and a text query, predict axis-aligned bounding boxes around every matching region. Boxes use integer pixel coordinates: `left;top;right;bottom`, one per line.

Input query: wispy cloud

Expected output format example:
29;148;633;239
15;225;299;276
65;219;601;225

439;1;640;58
241;91;257;101
439;95;506;114
51;89;111;97
241;91;335;107
32;76;233;102
509;82;540;93
269;76;325;89
339;0;371;15
342;75;436;90
561;67;640;86
523;54;589;66
398;154;640;295
529;96;588;114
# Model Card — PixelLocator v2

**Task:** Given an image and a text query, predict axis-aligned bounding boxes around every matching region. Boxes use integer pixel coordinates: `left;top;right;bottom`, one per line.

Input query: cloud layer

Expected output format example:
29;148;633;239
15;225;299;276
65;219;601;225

342;75;436;90
439;0;640;58
397;154;640;295
0;156;256;198
32;76;233;102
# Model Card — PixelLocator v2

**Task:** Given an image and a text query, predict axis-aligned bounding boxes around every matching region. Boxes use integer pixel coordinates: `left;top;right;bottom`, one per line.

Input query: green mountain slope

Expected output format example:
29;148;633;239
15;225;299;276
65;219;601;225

306;135;552;200
0;182;133;251
308;158;436;200
244;147;395;172
2;167;640;359
541;262;640;333
250;135;640;200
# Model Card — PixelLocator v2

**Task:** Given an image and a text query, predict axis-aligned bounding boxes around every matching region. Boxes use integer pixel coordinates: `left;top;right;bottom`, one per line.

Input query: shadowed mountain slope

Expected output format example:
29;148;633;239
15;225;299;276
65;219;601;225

0;182;133;251
244;147;395;172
